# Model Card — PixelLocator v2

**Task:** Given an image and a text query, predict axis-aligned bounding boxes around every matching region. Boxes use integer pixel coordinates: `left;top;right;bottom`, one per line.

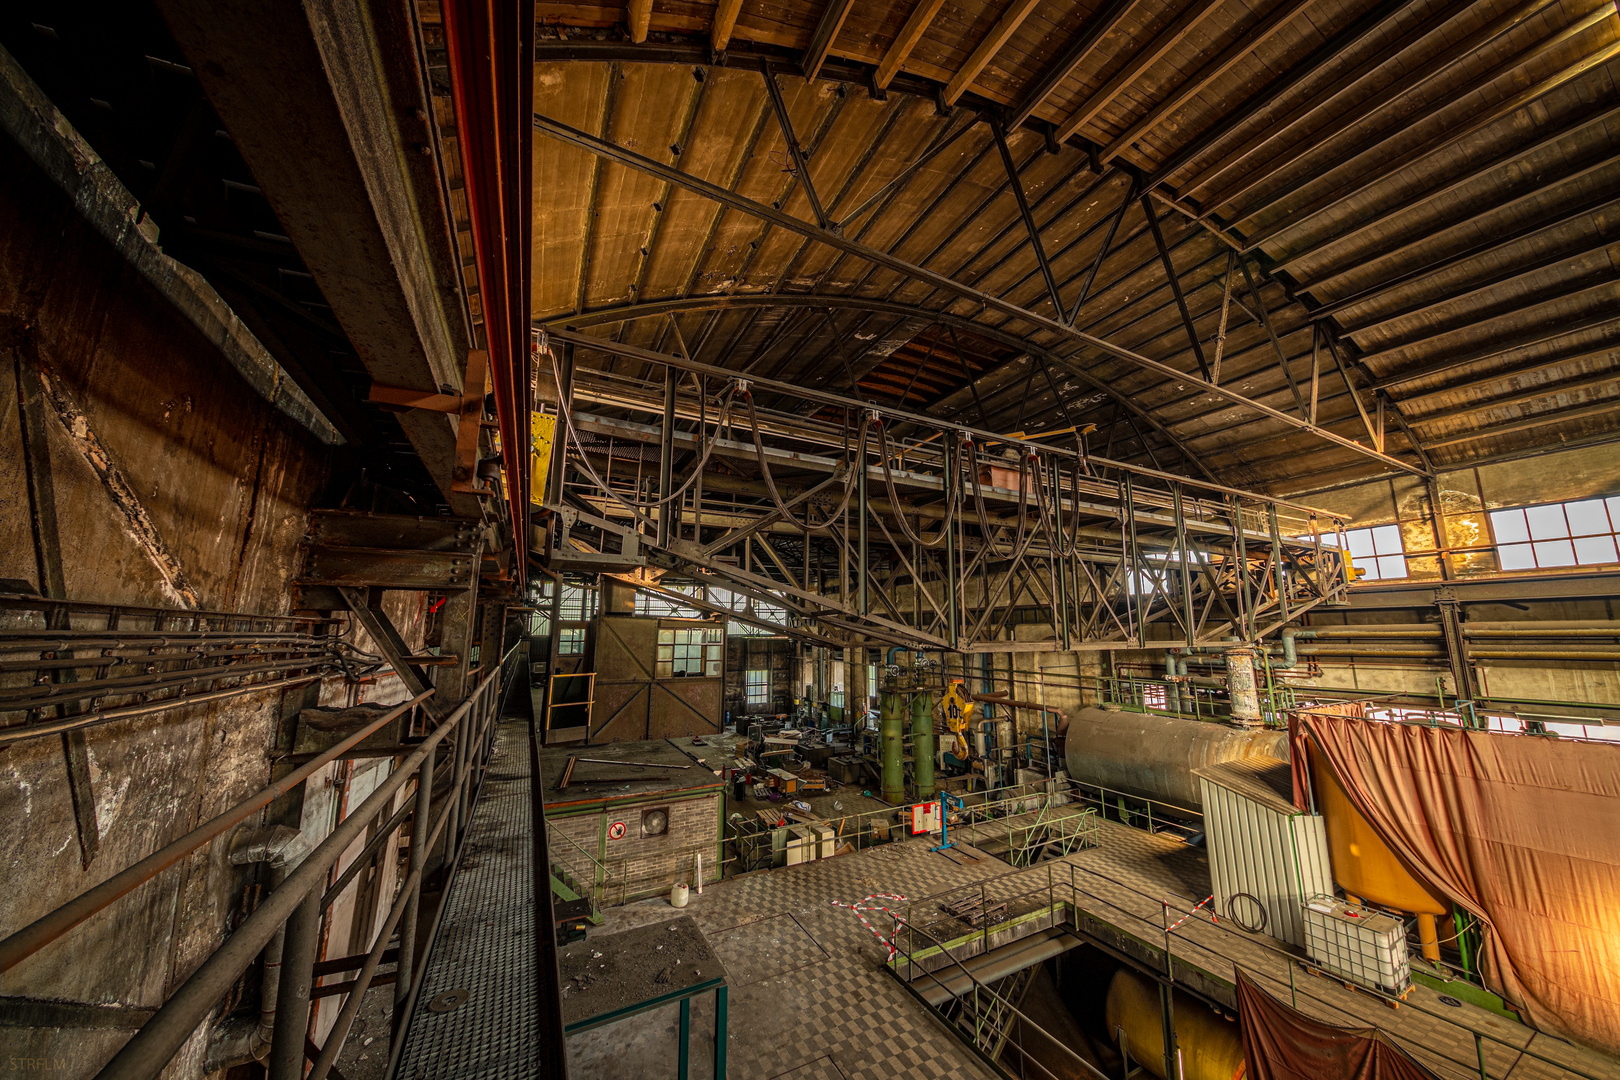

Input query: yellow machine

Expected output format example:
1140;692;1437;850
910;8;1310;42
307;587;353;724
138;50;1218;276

1106;968;1245;1080
939;679;976;759
530;411;556;506
1309;747;1449;960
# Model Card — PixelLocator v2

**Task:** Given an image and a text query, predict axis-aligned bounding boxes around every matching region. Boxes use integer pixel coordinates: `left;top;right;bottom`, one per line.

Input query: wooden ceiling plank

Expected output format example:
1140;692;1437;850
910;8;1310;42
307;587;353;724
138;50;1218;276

1056;0;1225;144
712;0;744;52
627;0;652;44
944;0;1044;107
1007;0;1142;130
1142;0;1417;192
1097;0;1317;164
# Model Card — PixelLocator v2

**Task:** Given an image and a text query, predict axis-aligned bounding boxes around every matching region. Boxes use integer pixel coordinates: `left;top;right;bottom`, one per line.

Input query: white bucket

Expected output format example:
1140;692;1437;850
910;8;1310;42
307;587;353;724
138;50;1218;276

670;882;690;908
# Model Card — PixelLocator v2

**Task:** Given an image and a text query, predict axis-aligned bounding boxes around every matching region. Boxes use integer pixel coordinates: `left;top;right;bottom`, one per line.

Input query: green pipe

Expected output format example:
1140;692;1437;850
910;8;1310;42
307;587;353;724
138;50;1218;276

880;691;905;804
910;692;936;800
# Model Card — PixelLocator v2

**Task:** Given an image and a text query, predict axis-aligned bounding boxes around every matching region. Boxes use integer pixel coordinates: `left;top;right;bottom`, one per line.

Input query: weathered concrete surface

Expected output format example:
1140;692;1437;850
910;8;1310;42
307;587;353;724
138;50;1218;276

0;62;357;1080
154;0;478;515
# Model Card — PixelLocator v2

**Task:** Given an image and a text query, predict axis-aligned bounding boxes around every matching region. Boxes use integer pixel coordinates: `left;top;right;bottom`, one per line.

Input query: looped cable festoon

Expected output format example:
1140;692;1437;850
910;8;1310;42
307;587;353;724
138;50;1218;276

741;386;865;532
542;342;734;527
875;421;961;550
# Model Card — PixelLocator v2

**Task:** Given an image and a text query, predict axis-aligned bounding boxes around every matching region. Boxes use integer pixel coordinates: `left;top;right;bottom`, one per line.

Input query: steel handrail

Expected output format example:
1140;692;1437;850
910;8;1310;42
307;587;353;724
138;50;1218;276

1056;861;1612;1080
0;687;435;973
887;901;1111;1080
90;666;505;1080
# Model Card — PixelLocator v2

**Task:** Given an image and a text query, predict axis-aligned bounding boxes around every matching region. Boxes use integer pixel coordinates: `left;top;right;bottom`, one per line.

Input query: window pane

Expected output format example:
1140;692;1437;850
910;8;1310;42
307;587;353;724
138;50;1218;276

1376;555;1408;579
1532;540;1576;567
1498;543;1536;570
1564;499;1611;537
1526;504;1568;541
1573;535;1618;565
1608;497;1620;524
1370;524;1402;555
1345;528;1375;559
1490;510;1529;544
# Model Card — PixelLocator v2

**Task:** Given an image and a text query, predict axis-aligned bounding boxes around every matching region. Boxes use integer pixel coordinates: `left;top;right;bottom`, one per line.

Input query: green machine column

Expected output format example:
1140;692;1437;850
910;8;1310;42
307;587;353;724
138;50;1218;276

880;691;905;804
910;691;936;799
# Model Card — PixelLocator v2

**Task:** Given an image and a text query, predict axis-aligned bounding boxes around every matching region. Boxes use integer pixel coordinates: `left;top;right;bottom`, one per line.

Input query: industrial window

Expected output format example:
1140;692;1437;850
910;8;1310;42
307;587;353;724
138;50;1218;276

559;585;597;621
556;628;585;655
712;586;787;636
867;663;878;702
656;627;722;678
1341;525;1407;581
1490;498;1620;571
745;669;769;707
635;583;703;618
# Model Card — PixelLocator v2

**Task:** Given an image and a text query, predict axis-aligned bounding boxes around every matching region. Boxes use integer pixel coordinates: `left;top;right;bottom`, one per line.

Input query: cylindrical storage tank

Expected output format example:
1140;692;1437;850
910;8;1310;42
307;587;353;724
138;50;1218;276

1224;649;1261;722
1308;745;1447;960
1105;968;1245;1080
880;691;905;804
1063;707;1287;813
910;692;936;800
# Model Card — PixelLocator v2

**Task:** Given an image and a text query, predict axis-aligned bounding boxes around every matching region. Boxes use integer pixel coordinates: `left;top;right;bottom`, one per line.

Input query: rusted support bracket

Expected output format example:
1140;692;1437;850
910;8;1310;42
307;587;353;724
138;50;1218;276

12;348;99;869
337;587;442;717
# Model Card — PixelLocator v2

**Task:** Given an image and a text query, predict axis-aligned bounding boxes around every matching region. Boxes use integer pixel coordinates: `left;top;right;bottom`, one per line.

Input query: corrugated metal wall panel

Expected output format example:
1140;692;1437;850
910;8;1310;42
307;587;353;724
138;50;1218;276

1200;776;1335;948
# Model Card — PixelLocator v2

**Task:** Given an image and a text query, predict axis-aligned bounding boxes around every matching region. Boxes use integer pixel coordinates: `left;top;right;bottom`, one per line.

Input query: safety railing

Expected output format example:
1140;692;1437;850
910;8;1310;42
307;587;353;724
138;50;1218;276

0;644;520;1080
1054;860;1613;1080
885;887;1115;1080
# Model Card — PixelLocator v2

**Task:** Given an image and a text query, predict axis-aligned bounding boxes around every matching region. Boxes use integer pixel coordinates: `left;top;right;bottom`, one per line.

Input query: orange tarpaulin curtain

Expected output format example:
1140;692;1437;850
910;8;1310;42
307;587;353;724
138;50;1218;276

1235;969;1440;1080
1296;712;1620;1055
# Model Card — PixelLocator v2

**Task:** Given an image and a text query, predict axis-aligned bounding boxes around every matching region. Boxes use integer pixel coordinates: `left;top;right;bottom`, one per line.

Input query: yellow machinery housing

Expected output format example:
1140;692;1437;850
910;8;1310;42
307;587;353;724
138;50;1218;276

1106;968;1245;1080
939;679;975;759
1308;748;1449;960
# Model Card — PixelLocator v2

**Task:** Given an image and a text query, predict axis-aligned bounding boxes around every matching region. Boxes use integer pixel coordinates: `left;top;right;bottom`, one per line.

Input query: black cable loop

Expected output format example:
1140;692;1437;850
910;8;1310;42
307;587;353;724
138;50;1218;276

742;392;865;531
544;346;731;523
876;422;960;549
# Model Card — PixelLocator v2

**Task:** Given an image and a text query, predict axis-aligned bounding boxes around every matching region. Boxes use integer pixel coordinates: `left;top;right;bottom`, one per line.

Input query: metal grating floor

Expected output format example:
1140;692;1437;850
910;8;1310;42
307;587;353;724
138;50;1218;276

398;721;539;1080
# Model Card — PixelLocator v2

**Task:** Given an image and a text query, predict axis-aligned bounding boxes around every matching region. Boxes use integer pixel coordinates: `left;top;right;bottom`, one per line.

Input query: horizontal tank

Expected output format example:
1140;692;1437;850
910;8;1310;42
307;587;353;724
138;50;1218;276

1063;707;1287;813
1106;967;1245;1080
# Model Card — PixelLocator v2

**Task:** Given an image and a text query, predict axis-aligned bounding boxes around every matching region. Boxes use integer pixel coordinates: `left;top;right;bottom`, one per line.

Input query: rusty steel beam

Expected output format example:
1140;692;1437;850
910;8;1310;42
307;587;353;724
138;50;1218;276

991;116;1064;317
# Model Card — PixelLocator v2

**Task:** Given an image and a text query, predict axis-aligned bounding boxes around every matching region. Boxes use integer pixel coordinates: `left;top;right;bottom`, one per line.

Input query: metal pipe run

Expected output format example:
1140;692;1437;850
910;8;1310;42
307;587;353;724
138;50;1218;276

0;689;433;973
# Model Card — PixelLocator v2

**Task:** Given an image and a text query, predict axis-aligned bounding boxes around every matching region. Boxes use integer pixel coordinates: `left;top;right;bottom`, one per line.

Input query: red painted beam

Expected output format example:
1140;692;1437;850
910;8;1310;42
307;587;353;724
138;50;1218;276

441;0;534;584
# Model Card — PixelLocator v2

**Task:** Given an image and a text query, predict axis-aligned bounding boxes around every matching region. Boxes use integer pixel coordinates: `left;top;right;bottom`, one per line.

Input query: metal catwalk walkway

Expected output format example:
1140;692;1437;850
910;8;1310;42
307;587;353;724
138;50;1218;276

398;720;540;1080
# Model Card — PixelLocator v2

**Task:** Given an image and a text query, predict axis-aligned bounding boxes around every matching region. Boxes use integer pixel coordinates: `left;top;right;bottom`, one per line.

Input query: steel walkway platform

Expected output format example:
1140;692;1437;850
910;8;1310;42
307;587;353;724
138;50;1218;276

397;720;541;1080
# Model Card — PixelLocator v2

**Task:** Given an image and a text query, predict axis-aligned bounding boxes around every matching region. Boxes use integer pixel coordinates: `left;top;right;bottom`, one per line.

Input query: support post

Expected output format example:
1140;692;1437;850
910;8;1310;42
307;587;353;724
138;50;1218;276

714;984;729;1079
394;740;434;1013
659;363;677;546
269;891;320;1080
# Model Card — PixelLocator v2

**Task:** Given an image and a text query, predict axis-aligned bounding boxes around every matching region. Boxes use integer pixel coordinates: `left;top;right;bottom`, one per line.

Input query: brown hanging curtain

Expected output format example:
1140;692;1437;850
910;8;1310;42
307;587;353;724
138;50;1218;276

1235;969;1441;1080
1293;711;1620;1055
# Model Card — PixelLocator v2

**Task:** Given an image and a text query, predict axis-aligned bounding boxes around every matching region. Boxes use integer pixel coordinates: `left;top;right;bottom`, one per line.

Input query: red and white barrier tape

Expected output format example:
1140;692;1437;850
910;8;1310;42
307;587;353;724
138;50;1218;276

831;892;909;958
1167;895;1217;932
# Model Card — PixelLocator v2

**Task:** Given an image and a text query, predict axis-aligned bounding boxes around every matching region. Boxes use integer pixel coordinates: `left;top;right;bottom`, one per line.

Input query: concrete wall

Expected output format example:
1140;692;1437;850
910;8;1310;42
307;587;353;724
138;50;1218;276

0;111;355;1076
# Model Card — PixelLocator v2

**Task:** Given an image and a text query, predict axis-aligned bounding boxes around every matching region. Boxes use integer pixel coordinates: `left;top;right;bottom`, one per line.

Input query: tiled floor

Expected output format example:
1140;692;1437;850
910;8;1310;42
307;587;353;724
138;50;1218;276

566;815;1620;1080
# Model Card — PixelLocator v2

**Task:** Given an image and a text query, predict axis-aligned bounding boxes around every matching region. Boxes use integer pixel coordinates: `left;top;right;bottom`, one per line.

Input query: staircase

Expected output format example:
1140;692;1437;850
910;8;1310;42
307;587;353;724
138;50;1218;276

549;861;603;940
950;965;1036;1061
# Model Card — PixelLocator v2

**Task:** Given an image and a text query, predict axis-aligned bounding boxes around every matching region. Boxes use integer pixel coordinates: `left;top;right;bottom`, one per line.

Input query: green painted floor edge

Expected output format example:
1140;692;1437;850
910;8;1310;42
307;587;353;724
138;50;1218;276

1412;968;1520;1020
